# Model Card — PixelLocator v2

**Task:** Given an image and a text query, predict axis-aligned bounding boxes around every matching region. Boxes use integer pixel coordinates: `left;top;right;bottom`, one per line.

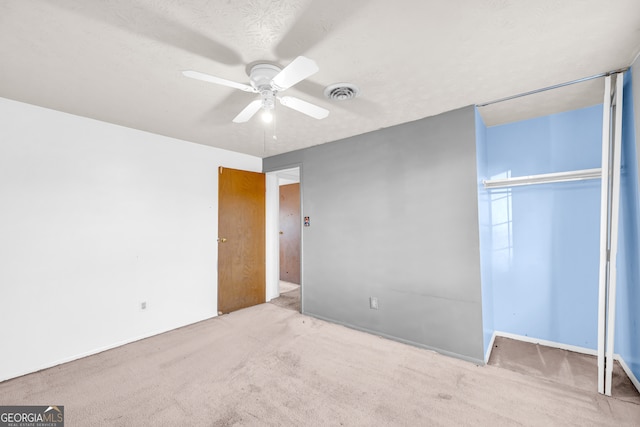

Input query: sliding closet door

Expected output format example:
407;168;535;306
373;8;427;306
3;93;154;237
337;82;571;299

597;73;624;396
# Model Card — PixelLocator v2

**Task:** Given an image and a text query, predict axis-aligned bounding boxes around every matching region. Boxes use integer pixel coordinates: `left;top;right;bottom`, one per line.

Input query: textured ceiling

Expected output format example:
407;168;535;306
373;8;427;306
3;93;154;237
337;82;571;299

1;0;639;158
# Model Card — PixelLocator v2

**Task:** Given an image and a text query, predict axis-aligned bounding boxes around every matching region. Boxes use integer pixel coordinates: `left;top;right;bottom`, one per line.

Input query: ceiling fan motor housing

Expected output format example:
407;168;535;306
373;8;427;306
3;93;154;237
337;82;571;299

249;64;281;91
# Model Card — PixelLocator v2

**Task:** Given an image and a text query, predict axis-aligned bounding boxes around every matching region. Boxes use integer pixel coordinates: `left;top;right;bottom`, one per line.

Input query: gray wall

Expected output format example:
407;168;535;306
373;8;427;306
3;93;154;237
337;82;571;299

264;106;484;363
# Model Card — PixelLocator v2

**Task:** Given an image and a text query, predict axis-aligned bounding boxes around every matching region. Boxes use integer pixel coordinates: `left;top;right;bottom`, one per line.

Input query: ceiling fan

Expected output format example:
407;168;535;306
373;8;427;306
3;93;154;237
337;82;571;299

183;56;329;124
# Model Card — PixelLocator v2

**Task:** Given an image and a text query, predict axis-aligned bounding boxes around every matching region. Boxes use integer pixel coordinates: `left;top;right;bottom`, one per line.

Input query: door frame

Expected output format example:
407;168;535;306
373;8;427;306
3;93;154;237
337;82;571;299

265;165;303;310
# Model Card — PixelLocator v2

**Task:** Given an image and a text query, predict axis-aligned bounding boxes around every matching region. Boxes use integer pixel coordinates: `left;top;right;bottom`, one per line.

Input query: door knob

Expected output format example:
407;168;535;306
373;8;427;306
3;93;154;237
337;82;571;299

279;231;284;235
217;237;227;243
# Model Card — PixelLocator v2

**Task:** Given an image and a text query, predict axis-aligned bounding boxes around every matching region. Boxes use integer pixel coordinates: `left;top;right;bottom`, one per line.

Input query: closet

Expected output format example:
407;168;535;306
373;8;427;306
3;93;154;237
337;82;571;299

476;72;639;396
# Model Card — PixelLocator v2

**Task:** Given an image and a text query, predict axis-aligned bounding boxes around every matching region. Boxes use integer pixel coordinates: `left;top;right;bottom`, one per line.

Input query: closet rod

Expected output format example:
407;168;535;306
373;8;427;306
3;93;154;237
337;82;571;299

476;68;628;107
483;168;601;189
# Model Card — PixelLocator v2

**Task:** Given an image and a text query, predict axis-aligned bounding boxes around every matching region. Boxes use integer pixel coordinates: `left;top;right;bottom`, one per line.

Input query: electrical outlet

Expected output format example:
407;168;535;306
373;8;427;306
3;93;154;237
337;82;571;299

141;301;147;310
370;297;379;310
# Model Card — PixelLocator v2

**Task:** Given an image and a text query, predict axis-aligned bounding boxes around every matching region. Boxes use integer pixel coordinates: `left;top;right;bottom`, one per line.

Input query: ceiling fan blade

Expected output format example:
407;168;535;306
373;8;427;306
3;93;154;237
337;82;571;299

233;100;263;123
182;70;256;93
279;96;329;120
271;56;319;91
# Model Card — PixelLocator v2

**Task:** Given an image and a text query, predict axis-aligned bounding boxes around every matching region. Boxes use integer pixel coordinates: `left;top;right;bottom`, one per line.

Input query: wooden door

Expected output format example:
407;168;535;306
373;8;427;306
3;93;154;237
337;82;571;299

218;167;265;314
279;183;301;284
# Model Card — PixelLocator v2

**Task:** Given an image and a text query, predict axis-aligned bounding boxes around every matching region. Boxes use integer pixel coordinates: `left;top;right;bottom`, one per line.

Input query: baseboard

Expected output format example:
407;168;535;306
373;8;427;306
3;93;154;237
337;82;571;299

494;331;598;356
615;355;640;394
484;331;497;363
305;311;486;366
0;314;218;383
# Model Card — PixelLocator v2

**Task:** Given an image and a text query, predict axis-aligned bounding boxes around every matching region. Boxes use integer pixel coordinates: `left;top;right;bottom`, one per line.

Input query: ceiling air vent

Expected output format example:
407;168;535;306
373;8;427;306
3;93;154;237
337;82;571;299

324;83;360;101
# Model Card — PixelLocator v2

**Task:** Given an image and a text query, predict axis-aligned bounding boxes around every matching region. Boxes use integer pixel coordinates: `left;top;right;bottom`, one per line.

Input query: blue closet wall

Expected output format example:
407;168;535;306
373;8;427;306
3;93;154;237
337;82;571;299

616;71;640;381
478;105;603;350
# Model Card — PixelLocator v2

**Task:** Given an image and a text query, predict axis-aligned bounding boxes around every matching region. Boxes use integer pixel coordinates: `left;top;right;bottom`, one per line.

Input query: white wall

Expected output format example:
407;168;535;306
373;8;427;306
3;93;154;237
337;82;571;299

0;97;261;381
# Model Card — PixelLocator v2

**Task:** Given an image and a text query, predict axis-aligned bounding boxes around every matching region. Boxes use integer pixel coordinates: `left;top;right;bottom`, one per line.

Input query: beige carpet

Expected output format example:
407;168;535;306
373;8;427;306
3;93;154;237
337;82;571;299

269;287;301;312
489;336;640;405
278;280;299;294
1;303;639;426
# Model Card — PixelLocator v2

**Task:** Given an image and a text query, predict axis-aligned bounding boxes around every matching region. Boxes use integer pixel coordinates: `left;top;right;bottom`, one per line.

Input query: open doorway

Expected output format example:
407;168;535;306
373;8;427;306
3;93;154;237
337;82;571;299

279;180;300;283
266;167;302;312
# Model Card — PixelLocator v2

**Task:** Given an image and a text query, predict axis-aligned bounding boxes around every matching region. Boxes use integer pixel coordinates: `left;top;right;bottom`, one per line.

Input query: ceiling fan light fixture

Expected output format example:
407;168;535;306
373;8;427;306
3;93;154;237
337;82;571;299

261;109;273;123
261;93;275;123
